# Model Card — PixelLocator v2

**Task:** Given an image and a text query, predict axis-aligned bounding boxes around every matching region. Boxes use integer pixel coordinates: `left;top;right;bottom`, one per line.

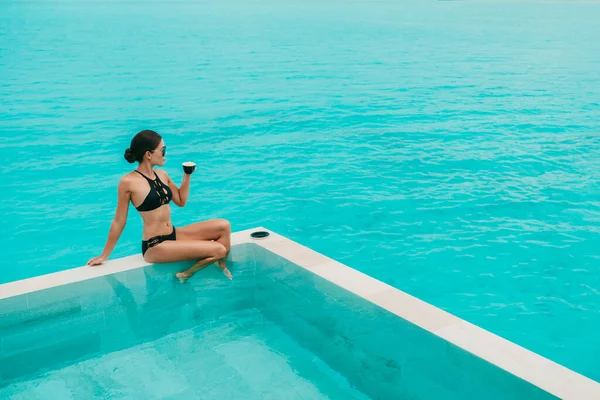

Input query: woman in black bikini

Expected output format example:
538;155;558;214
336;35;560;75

87;129;232;282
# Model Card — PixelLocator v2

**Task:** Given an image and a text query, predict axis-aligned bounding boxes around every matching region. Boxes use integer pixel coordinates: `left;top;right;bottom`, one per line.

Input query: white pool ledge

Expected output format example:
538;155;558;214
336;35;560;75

0;227;598;399
251;228;600;400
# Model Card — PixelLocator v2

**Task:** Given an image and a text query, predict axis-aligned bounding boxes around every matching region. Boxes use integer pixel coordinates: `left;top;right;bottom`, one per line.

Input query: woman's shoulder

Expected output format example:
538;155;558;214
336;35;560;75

119;171;140;188
121;171;138;181
153;168;171;181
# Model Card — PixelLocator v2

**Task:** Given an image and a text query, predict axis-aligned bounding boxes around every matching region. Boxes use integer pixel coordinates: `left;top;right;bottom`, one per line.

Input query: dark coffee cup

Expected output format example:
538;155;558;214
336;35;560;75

182;161;196;174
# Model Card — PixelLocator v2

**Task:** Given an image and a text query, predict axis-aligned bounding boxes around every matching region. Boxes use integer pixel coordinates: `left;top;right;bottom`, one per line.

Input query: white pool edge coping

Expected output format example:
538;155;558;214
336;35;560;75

1;227;598;399
0;228;255;301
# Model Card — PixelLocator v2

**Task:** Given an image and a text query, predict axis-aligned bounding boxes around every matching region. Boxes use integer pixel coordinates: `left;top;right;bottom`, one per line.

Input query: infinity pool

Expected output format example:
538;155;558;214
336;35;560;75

0;243;557;399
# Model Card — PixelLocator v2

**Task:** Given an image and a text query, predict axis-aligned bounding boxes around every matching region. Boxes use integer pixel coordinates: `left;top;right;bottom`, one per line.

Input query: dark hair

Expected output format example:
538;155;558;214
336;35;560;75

124;130;162;163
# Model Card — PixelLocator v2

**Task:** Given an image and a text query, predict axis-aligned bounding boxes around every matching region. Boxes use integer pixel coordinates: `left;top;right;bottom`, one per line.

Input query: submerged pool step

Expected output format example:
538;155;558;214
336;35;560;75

216;336;327;398
1;308;373;400
251;323;371;400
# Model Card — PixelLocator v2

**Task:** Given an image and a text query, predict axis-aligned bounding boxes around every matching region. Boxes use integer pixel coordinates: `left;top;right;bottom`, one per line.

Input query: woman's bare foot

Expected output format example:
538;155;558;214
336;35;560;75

222;267;233;280
176;272;190;283
217;259;233;280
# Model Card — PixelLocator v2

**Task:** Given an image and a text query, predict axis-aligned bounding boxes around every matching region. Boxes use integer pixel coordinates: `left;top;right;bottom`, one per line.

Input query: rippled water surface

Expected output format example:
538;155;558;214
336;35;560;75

2;0;600;382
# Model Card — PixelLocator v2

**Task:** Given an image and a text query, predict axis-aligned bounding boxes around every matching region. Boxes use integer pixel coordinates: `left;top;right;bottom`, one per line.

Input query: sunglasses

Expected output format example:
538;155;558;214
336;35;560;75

150;146;166;156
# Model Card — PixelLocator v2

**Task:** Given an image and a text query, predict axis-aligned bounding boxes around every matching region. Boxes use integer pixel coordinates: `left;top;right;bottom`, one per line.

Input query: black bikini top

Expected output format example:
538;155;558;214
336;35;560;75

134;170;173;212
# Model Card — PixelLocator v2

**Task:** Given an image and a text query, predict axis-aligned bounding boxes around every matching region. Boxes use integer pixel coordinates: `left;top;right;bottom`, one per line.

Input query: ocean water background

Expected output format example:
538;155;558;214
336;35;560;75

2;0;600;381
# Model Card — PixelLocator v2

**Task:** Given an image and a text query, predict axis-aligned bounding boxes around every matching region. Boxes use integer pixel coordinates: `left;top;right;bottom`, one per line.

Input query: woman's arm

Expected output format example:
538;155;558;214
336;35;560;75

87;177;131;266
166;171;190;207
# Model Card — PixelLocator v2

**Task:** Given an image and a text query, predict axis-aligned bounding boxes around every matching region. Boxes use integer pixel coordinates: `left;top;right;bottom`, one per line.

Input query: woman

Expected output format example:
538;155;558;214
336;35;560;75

87;129;232;282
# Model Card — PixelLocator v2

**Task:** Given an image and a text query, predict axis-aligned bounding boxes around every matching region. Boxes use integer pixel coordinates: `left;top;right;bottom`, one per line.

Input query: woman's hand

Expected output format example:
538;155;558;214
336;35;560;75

87;255;107;266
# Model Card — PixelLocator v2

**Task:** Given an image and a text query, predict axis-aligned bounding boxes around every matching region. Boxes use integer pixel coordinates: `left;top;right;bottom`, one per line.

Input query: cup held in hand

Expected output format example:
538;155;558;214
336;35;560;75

182;161;196;174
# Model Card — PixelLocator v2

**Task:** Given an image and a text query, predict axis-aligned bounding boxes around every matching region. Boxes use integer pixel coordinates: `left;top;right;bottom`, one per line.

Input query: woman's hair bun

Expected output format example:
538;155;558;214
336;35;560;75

124;148;136;163
125;130;162;164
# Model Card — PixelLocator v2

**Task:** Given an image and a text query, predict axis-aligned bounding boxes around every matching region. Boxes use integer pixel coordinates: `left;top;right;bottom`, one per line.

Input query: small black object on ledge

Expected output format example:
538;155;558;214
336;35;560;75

250;231;270;239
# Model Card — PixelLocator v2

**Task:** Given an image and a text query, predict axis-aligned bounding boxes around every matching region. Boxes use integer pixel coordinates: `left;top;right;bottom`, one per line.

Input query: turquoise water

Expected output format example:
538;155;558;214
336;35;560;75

0;244;554;399
0;248;370;399
1;310;371;399
1;0;600;383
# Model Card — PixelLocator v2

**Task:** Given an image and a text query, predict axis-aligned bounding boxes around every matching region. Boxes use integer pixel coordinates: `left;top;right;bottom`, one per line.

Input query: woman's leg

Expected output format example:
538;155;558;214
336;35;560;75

176;218;231;252
143;240;227;282
177;257;230;283
175;218;232;275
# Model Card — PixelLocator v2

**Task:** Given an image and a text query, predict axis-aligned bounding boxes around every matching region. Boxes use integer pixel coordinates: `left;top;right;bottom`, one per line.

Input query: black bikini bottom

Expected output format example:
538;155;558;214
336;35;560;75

142;227;176;256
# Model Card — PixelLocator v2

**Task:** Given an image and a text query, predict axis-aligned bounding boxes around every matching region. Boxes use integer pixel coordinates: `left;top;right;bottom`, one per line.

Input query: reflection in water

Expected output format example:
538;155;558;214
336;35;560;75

104;265;198;341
